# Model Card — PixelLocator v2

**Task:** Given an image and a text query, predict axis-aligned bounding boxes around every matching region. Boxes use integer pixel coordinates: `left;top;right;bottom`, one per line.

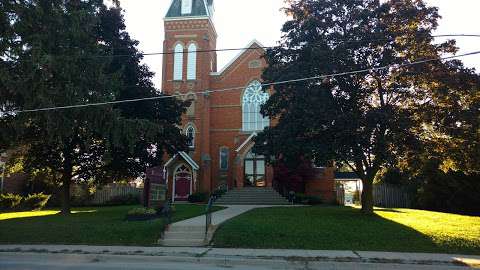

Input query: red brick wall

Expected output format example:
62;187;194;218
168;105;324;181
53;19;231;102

304;167;336;203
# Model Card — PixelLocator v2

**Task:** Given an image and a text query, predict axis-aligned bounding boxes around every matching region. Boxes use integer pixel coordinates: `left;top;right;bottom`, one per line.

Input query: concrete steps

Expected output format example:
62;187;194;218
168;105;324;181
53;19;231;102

216;187;290;205
160;225;207;247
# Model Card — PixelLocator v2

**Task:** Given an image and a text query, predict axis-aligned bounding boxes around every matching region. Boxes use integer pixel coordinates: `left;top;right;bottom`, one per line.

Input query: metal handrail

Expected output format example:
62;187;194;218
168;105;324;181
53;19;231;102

205;195;215;238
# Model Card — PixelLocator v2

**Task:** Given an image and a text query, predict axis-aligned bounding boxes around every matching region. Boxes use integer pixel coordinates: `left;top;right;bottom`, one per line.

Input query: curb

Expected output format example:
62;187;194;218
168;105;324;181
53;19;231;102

0;245;478;268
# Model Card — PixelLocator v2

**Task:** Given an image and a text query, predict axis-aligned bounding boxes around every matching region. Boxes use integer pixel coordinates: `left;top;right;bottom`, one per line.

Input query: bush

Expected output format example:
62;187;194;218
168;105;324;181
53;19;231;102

0;193;23;211
127;207;157;216
415;165;480;214
188;192;209;203
294;193;322;205
126;207;158;221
105;193;140;206
22;193;51;211
211;189;227;199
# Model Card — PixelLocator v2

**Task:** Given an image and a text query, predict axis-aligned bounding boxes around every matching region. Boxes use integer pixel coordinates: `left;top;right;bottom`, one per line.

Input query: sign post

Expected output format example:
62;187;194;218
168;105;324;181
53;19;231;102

0;159;5;194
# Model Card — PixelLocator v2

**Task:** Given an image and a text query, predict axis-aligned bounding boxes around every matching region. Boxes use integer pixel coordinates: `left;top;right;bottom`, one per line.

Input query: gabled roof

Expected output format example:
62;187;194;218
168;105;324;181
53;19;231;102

165;0;212;18
211;39;266;77
164;151;200;171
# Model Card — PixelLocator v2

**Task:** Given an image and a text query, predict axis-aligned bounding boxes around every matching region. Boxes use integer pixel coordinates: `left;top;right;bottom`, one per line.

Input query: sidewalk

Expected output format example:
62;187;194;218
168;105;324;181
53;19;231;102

0;245;479;268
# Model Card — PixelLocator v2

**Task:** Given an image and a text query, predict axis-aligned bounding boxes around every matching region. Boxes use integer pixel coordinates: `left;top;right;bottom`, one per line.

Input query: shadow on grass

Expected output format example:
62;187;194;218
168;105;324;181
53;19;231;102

212;206;480;255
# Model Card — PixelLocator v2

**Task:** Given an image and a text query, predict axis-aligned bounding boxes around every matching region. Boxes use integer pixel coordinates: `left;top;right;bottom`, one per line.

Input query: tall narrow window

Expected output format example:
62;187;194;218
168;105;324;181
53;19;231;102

186;125;195;149
173;44;184;81
242;80;270;131
219;147;229;170
187;43;197;80
181;0;192;15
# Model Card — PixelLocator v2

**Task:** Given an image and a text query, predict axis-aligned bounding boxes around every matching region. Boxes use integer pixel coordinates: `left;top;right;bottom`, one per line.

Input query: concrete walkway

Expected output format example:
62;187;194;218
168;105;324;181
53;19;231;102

1;245;479;269
160;205;294;247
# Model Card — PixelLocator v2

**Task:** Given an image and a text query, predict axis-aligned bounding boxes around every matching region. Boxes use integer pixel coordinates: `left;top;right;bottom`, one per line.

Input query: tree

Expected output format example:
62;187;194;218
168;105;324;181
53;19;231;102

254;0;480;213
0;0;187;214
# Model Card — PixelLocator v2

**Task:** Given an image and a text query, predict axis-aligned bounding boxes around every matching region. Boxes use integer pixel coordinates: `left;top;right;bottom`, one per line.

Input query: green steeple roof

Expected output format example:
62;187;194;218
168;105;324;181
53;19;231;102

165;0;213;18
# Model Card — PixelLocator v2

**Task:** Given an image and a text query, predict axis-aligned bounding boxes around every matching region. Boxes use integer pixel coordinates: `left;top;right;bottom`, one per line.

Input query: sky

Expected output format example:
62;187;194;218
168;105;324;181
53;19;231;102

117;0;480;89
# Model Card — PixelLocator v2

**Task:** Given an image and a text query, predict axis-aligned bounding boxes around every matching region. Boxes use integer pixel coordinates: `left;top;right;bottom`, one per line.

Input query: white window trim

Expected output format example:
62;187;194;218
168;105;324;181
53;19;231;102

187;43;197;80
173;43;184;81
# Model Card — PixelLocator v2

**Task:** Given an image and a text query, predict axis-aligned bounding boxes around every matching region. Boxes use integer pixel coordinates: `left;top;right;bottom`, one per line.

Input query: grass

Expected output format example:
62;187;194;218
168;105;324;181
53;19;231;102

0;204;224;246
213;206;480;255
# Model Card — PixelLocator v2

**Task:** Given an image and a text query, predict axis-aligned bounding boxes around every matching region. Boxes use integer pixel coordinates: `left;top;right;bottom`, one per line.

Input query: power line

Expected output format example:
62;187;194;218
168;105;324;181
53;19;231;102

8;34;480;60
8;49;480;114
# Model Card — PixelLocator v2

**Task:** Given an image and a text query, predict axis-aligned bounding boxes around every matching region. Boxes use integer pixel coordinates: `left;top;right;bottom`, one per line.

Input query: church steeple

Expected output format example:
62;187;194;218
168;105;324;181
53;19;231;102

165;0;214;19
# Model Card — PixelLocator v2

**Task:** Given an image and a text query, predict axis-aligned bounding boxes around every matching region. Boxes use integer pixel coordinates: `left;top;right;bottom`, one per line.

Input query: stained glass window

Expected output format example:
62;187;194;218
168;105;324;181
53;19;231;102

242;80;270;131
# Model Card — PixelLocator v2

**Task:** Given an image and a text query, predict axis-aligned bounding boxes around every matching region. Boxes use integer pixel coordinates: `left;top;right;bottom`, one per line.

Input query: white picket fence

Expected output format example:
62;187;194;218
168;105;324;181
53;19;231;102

91;185;142;205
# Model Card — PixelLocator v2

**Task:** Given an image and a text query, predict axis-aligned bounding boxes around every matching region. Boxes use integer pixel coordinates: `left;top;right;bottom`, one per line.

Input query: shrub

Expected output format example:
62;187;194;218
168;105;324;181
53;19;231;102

294;193;322;205
188;192;209;203
22;193;51;211
105;193;140;206
127;207;157;216
211;189;227;199
0;193;22;211
126;207;158;221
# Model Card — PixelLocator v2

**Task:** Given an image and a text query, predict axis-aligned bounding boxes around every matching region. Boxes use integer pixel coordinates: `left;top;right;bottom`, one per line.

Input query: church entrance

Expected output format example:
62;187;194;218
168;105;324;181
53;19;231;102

174;164;192;201
244;149;266;187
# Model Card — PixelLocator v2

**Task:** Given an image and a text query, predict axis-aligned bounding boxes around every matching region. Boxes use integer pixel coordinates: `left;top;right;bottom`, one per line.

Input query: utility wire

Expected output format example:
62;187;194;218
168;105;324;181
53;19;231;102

8;49;480;114
7;34;480;60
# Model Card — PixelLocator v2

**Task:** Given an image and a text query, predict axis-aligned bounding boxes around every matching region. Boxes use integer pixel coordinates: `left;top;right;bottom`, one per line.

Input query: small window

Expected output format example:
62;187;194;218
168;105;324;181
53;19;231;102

173;44;184;81
181;0;192;14
219;147;229;170
186;125;195;149
187;43;197;80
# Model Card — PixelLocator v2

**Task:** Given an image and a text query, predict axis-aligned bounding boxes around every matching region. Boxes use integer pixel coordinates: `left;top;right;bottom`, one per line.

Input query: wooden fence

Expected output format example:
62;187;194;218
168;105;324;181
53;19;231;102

91;185;142;205
373;184;414;208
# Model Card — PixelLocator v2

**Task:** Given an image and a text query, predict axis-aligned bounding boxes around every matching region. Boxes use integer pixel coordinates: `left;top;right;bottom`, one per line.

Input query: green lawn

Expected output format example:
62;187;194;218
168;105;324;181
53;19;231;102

0;204;223;246
213;206;480;255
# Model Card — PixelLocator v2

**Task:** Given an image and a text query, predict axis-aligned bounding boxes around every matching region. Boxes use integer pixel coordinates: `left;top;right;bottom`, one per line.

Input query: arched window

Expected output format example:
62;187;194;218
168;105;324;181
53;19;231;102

187;43;197;80
242;80;270;131
219;147;229;170
185;125;195;149
173;43;184;81
181;0;192;15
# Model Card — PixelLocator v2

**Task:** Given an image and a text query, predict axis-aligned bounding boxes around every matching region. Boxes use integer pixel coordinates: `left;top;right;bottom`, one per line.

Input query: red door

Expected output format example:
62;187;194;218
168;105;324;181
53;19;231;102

174;165;192;201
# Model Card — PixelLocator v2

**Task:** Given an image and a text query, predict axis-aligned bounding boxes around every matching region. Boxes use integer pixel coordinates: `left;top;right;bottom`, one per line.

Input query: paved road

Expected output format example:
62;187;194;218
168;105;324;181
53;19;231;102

0;253;474;270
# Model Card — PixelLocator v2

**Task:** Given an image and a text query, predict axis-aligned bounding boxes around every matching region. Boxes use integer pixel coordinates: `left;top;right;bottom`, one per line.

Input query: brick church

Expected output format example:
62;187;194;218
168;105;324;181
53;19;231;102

161;0;335;202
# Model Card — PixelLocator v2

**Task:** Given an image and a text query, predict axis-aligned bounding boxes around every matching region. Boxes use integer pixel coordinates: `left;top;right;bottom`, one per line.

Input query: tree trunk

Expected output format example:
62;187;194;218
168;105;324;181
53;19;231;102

60;155;73;215
361;178;374;214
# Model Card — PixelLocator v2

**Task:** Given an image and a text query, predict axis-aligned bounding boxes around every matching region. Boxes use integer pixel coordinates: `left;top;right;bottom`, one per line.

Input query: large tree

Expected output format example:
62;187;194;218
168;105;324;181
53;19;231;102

255;0;480;213
0;0;187;214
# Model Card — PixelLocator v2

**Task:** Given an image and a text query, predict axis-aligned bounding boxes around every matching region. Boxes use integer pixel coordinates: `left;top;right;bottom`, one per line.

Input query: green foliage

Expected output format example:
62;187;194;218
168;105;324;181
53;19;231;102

375;168;409;186
415;160;480;214
211;189;227;198
188;192;209;203
22;193;51;211
0;193;50;211
0;194;23;211
127;207;157;216
294;193;322;205
0;1;187;213
105;193;140;206
254;0;480;213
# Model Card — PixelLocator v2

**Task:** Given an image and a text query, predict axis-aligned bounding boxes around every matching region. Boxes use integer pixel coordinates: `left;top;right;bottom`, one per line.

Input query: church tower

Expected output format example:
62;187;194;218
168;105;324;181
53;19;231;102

163;0;217;194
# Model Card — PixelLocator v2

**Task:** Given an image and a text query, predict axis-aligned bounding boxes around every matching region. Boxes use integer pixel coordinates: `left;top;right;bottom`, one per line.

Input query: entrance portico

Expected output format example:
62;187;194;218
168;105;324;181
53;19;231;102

164;151;199;202
234;133;273;189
